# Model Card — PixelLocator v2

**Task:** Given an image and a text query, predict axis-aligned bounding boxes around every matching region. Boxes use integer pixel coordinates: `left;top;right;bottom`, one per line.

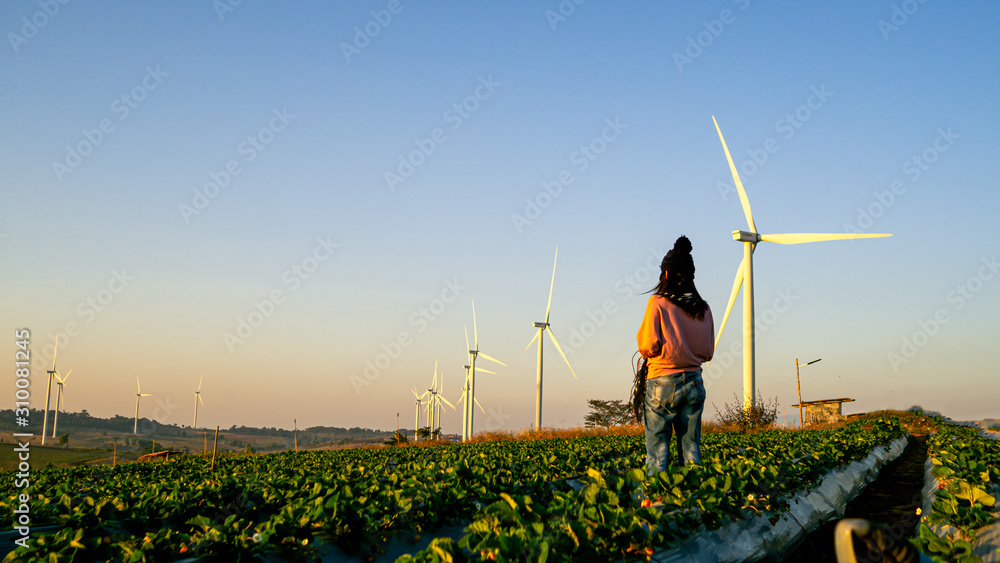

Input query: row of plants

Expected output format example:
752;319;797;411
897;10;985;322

399;416;906;562
0;417;905;561
913;423;1000;563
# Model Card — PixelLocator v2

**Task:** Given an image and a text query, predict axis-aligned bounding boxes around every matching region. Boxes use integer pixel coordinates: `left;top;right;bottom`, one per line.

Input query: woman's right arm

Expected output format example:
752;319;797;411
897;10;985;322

636;297;662;358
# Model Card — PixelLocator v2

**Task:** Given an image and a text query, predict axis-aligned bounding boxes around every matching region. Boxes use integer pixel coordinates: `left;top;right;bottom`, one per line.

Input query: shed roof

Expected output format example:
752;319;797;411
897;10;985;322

791;398;855;408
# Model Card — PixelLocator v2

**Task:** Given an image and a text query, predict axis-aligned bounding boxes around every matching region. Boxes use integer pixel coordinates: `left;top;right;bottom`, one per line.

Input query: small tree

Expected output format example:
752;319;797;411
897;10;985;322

584;399;632;428
383;431;409;446
58;434;69;447
713;393;778;432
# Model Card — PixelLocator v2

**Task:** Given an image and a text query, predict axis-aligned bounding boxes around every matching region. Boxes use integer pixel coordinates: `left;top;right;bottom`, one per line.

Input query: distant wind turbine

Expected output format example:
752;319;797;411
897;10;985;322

52;368;73;439
41;341;61;445
525;247;577;430
193;376;204;428
133;377;151;434
459;360;487;442
431;368;455;434
466;302;505;439
711;116;892;411
410;387;423;440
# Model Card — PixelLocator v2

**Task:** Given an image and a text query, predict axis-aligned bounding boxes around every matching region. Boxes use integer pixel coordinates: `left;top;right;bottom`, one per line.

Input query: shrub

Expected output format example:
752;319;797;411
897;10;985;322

713;392;779;432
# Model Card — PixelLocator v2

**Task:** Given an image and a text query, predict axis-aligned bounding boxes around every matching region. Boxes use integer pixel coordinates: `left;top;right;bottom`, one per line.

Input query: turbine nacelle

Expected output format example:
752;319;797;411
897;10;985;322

733;230;760;243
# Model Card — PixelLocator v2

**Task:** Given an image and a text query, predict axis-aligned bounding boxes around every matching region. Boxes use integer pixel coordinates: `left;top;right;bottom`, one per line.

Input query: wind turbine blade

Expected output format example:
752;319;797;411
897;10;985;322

524;330;540;351
136;377;141;394
431;360;439;390
712;116;757;233
63;368;72;382
715;258;745;349
477;368;496;375
477;352;507;367
140;393;151;397
439;395;456;410
545;328;577;380
474;398;486;414
51;340;58;371
472;300;479;349
760;232;893;245
198;394;204;407
545;247;558;324
198;375;203;392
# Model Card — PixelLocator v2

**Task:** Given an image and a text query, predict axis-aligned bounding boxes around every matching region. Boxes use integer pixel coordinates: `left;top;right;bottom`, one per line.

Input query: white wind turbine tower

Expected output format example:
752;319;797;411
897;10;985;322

420;361;441;433
410;387;424;440
41;341;62;445
193;376;205;428
428;366;455;435
466;301;506;440
711;116;892;411
133;377;151;434
459;360;488;442
525;247;577;430
51;368;73;439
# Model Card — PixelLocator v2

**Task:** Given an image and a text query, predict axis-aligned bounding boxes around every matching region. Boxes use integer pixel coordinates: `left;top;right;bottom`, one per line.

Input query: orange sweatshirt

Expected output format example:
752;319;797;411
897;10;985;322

636;295;715;379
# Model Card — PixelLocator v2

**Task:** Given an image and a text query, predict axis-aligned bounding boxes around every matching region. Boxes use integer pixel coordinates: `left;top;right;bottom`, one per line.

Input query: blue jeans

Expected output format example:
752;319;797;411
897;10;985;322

645;370;706;475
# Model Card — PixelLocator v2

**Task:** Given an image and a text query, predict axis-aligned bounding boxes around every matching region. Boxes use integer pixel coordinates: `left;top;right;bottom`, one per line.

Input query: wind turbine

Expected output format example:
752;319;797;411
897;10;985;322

133;377;151;434
193;376;205;428
431;369;455;434
41;341;60;445
711;116;892;411
458;363;487;442
51;368;73;439
525;247;577;430
410;387;424;441
466;301;506;439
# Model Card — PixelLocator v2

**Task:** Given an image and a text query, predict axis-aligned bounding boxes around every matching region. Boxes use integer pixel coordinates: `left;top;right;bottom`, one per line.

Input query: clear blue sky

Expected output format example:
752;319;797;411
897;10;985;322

3;1;998;432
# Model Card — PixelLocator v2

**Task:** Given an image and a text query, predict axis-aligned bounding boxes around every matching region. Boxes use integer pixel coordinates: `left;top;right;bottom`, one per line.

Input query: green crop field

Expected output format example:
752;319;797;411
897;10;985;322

0;417;921;561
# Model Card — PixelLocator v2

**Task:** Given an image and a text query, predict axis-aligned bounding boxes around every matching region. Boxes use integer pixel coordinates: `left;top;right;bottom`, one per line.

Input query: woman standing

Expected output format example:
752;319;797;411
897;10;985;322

636;236;714;475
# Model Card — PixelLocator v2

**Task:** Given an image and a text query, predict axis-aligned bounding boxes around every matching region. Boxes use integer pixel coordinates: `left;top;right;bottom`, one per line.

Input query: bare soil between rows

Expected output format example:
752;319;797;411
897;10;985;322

782;434;928;562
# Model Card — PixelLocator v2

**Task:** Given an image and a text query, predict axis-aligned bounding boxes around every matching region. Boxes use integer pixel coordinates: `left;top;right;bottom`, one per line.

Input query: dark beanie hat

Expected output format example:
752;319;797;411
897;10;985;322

661;236;695;277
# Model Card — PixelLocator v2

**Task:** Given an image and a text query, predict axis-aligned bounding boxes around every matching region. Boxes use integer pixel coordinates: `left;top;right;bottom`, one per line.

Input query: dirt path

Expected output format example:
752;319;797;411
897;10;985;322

783;434;928;562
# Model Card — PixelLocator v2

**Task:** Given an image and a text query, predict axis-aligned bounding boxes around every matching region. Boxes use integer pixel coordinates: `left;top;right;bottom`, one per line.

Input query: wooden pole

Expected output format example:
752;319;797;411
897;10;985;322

294;419;298;452
113;437;117;466
210;425;220;470
203;430;207;457
795;358;803;429
151;438;156;455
